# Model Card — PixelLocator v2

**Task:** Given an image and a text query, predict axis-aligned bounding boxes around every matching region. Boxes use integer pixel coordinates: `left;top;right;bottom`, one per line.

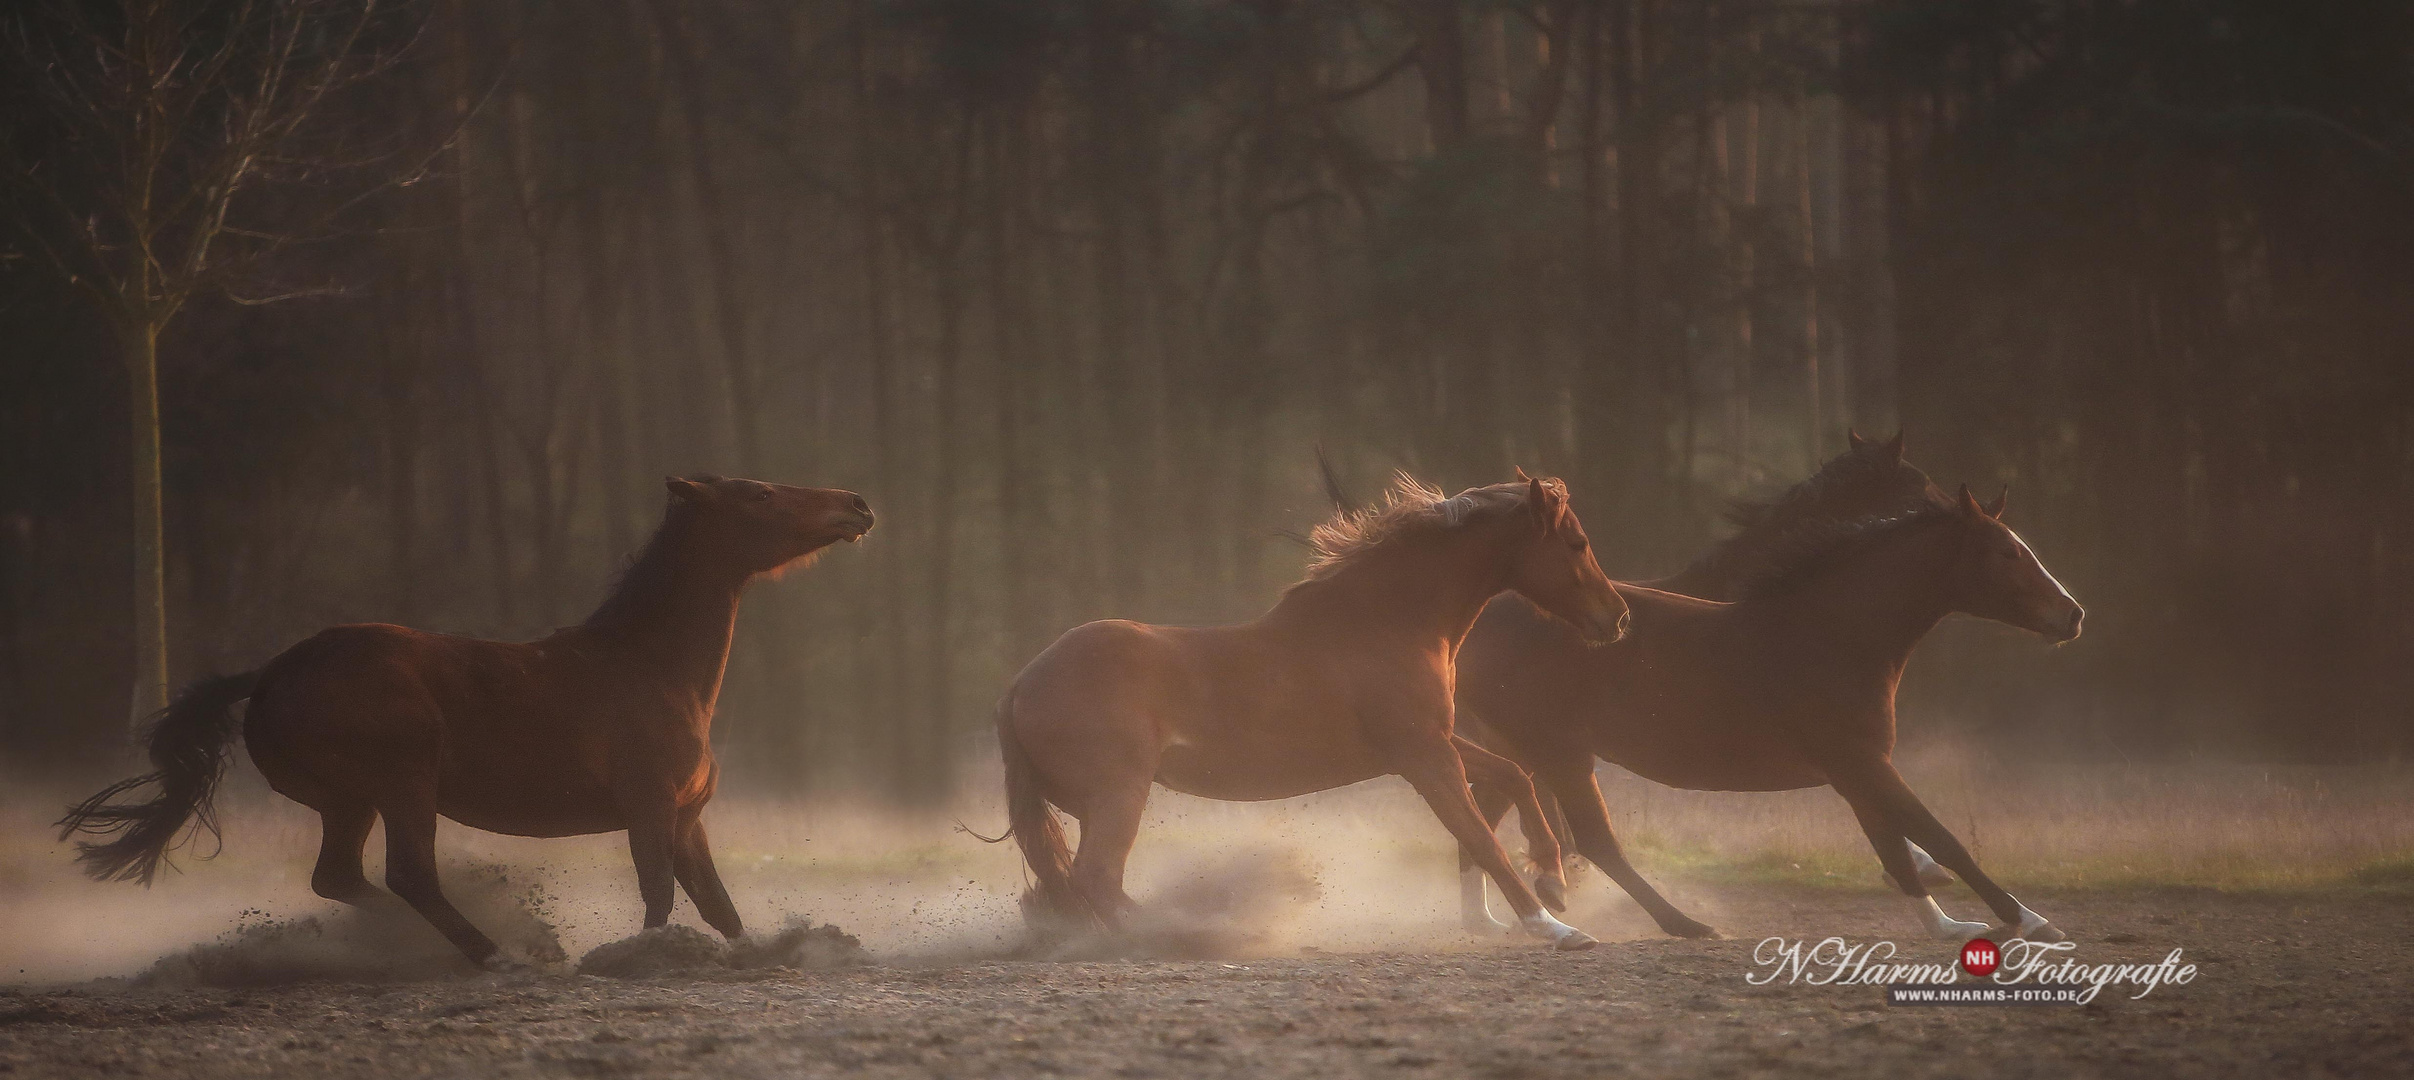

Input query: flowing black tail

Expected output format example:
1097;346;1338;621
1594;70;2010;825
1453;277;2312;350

58;671;259;884
996;695;1085;925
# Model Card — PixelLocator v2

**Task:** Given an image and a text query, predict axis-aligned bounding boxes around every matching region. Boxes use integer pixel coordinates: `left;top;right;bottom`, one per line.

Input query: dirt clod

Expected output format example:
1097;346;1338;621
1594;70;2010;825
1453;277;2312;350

726;918;863;971
576;926;725;978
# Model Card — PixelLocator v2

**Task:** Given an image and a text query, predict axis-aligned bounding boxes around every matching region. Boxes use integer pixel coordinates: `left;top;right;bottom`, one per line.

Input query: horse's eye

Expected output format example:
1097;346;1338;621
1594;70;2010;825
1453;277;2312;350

1568;537;1589;552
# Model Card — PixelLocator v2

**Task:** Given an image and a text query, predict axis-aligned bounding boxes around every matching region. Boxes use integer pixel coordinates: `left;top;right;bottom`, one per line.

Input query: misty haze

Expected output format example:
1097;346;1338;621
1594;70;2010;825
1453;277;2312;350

2;1;2410;1078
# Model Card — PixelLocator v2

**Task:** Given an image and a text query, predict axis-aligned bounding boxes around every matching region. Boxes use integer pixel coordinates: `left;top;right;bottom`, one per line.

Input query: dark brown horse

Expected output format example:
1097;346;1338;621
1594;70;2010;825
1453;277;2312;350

998;474;1628;949
1458;480;2083;942
60;476;874;968
1453;433;1961;926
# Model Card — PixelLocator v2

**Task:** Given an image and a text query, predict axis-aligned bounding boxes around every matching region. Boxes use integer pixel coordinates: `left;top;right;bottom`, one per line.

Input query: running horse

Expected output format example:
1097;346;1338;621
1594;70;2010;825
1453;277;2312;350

60;476;875;968
1457;474;2083;942
1456;433;1963;924
997;473;1628;949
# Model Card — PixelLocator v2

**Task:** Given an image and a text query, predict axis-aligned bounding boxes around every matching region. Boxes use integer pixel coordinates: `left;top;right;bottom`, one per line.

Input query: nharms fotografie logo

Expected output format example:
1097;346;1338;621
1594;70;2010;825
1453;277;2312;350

1747;937;2199;1006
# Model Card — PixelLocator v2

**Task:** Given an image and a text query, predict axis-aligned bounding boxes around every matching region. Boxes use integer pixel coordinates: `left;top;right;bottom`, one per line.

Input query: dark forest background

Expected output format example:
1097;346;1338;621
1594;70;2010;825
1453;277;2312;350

4;0;2410;798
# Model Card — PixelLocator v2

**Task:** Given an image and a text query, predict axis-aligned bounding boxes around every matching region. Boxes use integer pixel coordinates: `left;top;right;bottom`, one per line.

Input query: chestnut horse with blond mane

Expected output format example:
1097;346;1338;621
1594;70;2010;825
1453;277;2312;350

998;473;1628;949
61;476;875;967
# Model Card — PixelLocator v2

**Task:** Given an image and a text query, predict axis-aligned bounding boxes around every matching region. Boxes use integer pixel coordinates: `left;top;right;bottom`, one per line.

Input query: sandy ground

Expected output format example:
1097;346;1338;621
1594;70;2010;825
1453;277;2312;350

2;883;2409;1079
4;763;2411;1078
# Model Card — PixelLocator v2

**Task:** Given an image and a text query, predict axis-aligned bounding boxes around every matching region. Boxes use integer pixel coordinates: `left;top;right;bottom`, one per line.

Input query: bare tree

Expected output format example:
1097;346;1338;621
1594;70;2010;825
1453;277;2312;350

1;0;421;722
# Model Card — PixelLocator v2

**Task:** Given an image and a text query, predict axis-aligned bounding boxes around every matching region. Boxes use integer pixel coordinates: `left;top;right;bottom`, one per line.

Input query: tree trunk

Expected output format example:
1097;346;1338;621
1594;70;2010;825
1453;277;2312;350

123;318;170;724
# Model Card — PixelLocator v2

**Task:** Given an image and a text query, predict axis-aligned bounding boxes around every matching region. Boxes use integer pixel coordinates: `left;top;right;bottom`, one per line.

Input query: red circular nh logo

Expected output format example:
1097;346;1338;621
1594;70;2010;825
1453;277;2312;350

1961;938;2001;977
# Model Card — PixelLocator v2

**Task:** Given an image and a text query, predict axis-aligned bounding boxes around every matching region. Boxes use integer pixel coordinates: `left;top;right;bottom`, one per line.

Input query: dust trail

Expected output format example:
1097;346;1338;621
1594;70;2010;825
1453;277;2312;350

140;862;564;987
576;917;863;977
9;742;2411;985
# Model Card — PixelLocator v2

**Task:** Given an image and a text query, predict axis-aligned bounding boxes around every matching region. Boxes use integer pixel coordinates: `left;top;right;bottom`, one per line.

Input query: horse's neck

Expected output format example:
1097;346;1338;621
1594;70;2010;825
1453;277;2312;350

578;536;751;699
1278;526;1512;650
1761;525;1957;673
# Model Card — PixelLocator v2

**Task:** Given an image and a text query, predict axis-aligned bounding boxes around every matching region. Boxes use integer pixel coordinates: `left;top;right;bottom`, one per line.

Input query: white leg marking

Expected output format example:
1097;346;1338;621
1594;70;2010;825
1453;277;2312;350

1914;895;1990;940
2011;902;2062;941
1519;909;1598;950
1460;865;1512;934
1907;841;1945;879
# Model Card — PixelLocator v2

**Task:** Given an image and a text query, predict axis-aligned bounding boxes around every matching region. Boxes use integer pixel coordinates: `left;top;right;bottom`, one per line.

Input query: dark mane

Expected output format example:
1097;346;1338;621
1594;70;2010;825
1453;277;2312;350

1733;503;1956;601
584;501;711;628
1670;445;1947;595
1299;474;1537;582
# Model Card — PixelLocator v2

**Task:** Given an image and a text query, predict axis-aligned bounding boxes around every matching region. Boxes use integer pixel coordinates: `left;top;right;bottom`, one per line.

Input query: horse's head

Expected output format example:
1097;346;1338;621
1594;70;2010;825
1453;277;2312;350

665;475;875;573
1502;471;1628;644
1944;484;2083;643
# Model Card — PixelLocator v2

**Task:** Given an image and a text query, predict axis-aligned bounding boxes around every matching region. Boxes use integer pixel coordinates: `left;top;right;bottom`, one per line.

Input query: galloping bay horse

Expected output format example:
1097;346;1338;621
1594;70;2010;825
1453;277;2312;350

60;476;874;967
1457;481;2083;942
1454;433;1964;926
998;474;1629;949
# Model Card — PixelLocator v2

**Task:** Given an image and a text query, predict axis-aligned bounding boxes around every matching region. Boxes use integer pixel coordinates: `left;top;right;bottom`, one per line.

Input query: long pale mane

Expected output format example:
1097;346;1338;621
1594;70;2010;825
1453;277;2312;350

1303;473;1536;581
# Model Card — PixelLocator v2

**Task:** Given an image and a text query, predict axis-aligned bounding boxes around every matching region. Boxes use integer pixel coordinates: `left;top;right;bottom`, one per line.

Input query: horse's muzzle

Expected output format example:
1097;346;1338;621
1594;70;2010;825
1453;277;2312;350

839;511;876;542
1584;608;1630;644
2054;604;2084;643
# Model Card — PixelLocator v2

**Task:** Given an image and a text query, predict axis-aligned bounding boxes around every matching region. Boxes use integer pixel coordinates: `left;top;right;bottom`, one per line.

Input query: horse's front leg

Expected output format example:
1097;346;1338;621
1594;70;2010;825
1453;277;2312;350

622;797;681;930
1390;731;1595;950
1458;778;1518;935
672;811;745;939
1453;734;1568;912
1887;840;1957;890
1828;756;2058;941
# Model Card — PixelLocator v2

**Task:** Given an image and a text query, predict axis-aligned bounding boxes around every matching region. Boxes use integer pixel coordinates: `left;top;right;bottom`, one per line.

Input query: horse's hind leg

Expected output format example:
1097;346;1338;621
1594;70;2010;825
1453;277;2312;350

1068;784;1148;927
377;790;503;966
1396;741;1593;950
1532;755;1720;940
1454;735;1568;911
308;801;380;905
671;813;745;939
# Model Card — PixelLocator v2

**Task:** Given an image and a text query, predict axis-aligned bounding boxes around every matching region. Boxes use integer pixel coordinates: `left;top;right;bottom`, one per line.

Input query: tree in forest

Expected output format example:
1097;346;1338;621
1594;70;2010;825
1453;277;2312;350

0;0;423;723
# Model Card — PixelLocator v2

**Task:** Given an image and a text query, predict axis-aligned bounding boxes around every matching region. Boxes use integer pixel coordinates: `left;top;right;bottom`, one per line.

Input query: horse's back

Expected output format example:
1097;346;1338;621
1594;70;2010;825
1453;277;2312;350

1461;592;1828;791
246;624;574;800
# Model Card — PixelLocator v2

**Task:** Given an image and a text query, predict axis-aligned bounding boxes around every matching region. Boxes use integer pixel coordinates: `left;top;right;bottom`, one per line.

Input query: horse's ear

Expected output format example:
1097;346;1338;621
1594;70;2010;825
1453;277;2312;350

1848;429;1867;450
1527;475;1566;527
666;477;713;504
1513;464;1533;482
1983;486;2008;520
1956;483;1985;518
1881;430;1905;463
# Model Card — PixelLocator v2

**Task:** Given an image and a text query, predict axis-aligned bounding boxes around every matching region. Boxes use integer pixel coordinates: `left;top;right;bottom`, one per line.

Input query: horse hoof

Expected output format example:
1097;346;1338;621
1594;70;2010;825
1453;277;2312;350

478;953;535;975
1664;917;1721;940
1535;877;1569;913
2013;920;2066;944
1553;930;1599;952
1933;919;1990;940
